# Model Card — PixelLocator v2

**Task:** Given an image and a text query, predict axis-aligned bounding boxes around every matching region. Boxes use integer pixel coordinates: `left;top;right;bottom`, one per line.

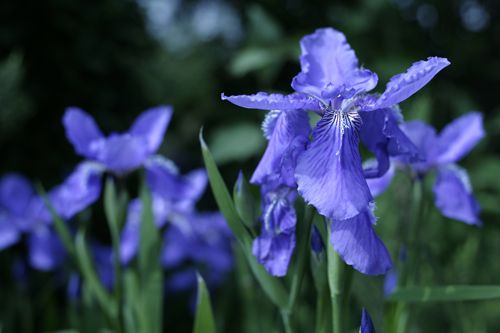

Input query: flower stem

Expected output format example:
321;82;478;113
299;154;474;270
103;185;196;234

326;221;345;333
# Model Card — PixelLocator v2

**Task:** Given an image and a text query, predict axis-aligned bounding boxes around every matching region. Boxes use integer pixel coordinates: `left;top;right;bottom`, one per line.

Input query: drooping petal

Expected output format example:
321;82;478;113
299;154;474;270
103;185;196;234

291;28;378;98
330;203;393;275
432;164;482;226
362;57;450;111
94;133;150;172
360;108;422;178
221;92;321;112
28;226;65;271
295;109;373;220
63;107;104;159
251;109;311;185
252;230;296;277
0;212;21;251
435;112;485;165
129;105;173;154
360;308;376;333
0;173;35;215
144;155;207;204
364;159;396;197
280;135;309;188
48;161;105;220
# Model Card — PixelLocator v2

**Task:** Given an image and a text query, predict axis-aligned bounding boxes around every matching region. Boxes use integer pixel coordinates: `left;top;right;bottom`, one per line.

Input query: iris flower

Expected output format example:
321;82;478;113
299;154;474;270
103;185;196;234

367;112;484;226
223;27;450;275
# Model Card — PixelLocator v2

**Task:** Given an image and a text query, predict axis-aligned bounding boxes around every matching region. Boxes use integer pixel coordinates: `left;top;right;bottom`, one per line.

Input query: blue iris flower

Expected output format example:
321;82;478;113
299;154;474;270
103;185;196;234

367;112;485;226
222;27;450;276
360;308;376;333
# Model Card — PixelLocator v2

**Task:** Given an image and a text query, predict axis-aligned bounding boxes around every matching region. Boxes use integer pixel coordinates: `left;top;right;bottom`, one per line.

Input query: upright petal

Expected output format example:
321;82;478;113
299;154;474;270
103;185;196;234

362;57;450;111
432;164;482;226
144;156;207;203
251;109;311;185
221;92;321;111
435;112;485;164
0;173;35;215
295;109;373;220
48;161;105;220
63;107;104;159
330;204;393;275
361;308;376;333
129;105;173;154
28;226;65;271
94;134;150;172
291;28;378;98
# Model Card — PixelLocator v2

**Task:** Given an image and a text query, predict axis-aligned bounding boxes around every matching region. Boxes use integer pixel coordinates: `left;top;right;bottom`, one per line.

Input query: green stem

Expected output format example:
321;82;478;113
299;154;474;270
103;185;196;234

326;221;345;333
281;311;293;333
315;289;330;333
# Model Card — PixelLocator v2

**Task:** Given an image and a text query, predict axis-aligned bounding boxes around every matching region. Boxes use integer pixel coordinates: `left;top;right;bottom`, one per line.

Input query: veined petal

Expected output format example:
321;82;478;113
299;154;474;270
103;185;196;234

0;173;34;215
361;308;376;333
221;92;321;111
432;164;482;226
94;133;150;172
291;28;378;98
0;212;21;251
28;226;65;271
252;230;296;277
129;105;173;154
435;112;485;164
362;57;450;111
48;161;104;220
330;204;393;275
144;155;207;203
251;109;311;185
364;159;396;197
63;107;104;159
280;135;309;188
295;109;373;220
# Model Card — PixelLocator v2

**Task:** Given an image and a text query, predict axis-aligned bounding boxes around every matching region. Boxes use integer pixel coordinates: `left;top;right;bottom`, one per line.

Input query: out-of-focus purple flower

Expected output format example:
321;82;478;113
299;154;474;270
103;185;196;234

367;112;485;226
360;308;376;333
28;224;66;271
67;273;81;301
119;156;208;265
383;269;399;298
63;105;173;173
91;243;114;291
222;27;449;275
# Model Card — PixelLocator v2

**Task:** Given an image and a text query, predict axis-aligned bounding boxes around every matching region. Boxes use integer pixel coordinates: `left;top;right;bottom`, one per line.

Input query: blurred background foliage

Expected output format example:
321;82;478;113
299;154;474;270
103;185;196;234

0;0;499;332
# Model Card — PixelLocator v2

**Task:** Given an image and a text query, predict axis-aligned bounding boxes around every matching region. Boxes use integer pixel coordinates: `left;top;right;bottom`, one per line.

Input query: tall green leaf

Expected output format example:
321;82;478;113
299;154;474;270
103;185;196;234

193;273;216;333
386;285;500;302
200;130;289;310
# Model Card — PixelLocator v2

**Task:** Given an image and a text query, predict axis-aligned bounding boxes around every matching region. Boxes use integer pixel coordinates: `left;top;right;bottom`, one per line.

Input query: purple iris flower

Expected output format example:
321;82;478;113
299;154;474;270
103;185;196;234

63;105;172;173
119;155;208;265
367;112;485;226
223;28;449;275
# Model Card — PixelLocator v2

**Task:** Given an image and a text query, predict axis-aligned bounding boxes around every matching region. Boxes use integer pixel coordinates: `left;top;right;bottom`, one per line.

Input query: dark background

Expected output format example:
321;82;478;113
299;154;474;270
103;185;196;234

0;0;499;332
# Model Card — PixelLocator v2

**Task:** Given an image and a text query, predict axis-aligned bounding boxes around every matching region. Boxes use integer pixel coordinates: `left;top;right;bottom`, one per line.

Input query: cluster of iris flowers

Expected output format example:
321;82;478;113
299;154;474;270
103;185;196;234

222;27;482;283
0;105;233;297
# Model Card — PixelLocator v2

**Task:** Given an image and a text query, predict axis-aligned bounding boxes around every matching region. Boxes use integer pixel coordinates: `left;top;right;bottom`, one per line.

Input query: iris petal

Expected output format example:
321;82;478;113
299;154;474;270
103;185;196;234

362;57;450;111
364;159;396;197
330;204;393;275
63;107;104;159
399;120;439;171
291;28;378;98
251;109;311;185
28;226;65;271
221;92;321;111
48;161;104;220
435;112;485;164
280;135;309;188
129;105;173;154
432;164;482;226
94;134;150;172
144;155;207;203
361;308;376;333
295;109;373;220
0;213;21;251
